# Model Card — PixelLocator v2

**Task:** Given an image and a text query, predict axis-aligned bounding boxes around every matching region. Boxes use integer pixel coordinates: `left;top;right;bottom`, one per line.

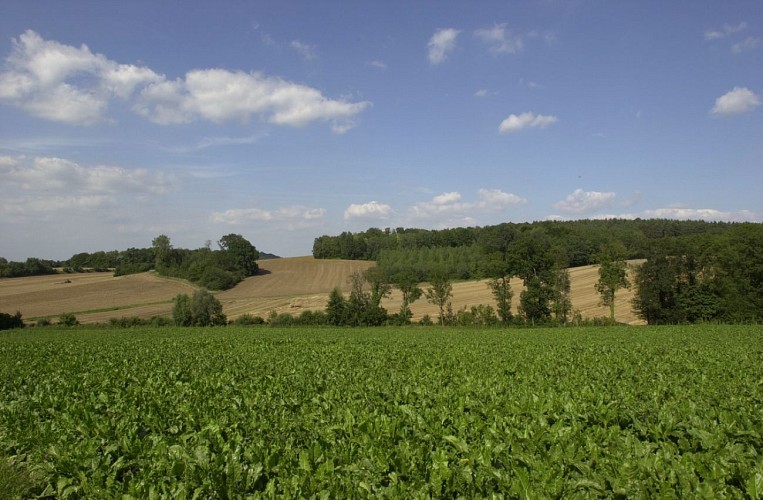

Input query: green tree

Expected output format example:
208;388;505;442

172;293;193;326
218;234;259;276
173;289;226;326
550;268;572;325
392;270;423;323
425;271;453;326
190;288;227;326
363;266;392;308
594;246;630;322
152;234;173;273
326;287;347;326
487;277;513;325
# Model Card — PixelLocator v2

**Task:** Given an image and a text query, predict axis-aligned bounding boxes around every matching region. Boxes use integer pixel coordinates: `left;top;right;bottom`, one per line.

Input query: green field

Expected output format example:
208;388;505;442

1;326;762;498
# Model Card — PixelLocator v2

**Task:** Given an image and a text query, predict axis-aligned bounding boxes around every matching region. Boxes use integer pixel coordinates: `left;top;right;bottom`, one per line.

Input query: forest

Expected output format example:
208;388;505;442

313;219;763;325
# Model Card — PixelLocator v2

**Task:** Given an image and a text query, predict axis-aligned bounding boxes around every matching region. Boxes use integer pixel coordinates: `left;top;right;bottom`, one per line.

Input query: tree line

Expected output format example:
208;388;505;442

314;219;763;325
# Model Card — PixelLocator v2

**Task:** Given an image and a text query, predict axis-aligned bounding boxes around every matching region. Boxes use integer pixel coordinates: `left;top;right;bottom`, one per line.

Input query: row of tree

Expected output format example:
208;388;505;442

0;258;57;278
313;219;735;266
315;219;763;325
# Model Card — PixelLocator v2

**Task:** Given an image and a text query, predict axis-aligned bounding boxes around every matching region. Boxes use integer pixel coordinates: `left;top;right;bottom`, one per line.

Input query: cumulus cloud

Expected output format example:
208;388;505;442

0;30;370;132
344;201;393;220
710;87;761;116
211;205;326;225
0;155;173;221
410;189;526;219
499;112;558;133
0;155;173;195
0;30;162;125
475;23;524;54
134;68;370;131
553;189;616;215
428;28;461;64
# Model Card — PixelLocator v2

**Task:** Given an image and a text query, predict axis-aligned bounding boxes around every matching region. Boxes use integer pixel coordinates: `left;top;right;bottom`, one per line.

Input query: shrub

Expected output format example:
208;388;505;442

233;314;265;326
0;311;24;330
58;313;79;327
173;289;227;327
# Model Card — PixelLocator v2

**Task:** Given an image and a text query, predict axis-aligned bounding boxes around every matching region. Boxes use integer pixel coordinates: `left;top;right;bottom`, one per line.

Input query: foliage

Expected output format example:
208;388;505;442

172;289;226;327
0;311;24;331
391;270;423;324
0;326;761;498
425;271;453;326
0;257;57;278
594;245;630;321
57;313;79;327
232;314;266;326
632;224;763;324
487;277;513;325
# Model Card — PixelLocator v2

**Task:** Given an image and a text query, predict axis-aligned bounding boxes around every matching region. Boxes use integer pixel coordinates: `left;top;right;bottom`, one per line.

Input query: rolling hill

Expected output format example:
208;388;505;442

0;257;644;325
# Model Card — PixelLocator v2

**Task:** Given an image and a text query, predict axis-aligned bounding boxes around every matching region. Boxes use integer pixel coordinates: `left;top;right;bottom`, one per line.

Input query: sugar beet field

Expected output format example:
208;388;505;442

1;326;762;498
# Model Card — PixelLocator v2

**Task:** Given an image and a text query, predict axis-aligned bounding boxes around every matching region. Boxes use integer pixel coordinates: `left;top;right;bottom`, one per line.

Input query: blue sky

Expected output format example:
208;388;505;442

1;1;761;261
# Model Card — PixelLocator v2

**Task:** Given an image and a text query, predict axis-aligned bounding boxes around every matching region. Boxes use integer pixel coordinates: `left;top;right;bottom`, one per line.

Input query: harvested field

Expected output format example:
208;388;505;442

0;257;644;325
0;272;195;323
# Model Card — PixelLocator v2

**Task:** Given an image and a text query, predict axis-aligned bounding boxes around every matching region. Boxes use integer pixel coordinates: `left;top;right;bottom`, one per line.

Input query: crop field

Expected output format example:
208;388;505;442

0;257;643;325
1;326;761;498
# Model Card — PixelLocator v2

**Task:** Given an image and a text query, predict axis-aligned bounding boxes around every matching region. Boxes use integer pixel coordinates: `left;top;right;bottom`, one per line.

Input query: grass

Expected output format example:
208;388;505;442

1;325;761;497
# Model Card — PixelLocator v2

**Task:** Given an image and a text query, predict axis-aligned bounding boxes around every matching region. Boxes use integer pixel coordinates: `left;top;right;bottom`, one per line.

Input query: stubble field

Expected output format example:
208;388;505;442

0;257;643;324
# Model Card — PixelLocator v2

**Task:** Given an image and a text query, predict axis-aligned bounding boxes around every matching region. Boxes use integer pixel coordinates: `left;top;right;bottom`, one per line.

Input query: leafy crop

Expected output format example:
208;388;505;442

1;326;762;497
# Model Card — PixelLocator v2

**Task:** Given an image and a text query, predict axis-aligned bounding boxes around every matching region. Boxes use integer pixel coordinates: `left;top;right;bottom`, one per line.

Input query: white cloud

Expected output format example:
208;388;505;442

499;112;558;133
368;60;387;70
0;30;162;125
0;156;173;195
553;189;616;215
476;188;527;210
624;207;758;222
475;23;524;54
410;189;526;220
211;205;326;225
732;37;762;53
344;201;393;220
0;155;172;222
0;30;370;132
135;68;371;132
710;87;761;116
428;28;461;64
704;22;747;41
290;40;317;60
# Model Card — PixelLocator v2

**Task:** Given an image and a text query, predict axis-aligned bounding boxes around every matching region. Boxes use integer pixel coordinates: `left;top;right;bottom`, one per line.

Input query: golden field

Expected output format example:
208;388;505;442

0;257;644;325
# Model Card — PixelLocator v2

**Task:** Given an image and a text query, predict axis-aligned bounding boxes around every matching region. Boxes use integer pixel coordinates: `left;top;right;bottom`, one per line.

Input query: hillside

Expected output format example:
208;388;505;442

1;257;642;325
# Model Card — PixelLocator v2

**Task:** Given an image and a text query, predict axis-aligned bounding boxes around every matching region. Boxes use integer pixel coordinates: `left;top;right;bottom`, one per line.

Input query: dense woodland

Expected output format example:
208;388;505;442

313;219;763;325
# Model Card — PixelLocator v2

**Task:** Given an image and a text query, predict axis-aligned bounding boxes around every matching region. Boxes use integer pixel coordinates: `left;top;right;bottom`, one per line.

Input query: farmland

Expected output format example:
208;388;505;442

0;257;643;325
1;326;762;497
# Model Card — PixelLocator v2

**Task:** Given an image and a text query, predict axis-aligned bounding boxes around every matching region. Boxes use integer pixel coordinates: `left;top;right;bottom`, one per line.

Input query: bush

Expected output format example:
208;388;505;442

58;313;79;327
233;314;265;326
0;311;24;330
419;315;434;326
35;318;51;327
173;289;226;327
